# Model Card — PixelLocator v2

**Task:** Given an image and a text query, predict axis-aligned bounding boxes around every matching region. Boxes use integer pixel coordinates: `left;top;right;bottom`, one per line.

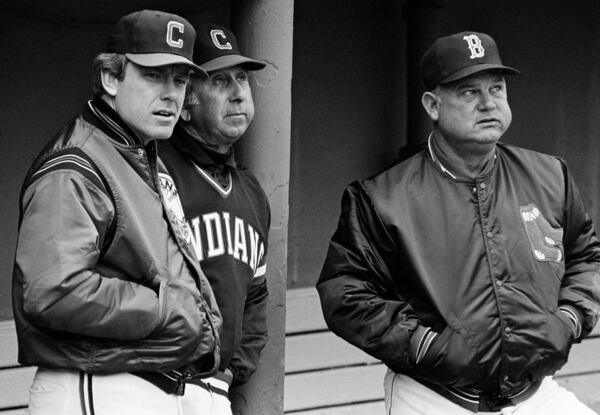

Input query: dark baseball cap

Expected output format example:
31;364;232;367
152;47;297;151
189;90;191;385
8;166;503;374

106;10;205;74
193;23;266;72
420;31;519;90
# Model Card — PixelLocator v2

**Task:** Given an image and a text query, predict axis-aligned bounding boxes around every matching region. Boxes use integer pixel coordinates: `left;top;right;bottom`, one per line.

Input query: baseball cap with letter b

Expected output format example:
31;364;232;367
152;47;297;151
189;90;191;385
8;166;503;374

106;9;205;74
420;31;519;90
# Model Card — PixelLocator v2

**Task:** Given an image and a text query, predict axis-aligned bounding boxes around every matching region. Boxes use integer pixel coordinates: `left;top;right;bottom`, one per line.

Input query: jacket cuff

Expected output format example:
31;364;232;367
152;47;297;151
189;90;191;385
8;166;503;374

558;305;582;339
409;325;438;364
216;368;234;386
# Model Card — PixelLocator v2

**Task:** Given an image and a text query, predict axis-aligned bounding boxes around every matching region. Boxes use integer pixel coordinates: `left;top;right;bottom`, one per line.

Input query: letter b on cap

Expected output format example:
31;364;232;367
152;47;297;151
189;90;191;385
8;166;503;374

463;35;485;59
167;21;184;48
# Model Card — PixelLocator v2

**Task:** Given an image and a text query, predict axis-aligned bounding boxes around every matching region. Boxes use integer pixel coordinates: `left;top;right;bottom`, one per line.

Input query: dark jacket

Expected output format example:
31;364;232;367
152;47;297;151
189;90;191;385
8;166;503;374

12;99;222;376
317;142;600;406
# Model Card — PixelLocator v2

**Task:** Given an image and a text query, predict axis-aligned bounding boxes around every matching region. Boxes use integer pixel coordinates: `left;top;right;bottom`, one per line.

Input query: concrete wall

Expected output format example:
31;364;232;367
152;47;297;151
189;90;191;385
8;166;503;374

288;0;407;288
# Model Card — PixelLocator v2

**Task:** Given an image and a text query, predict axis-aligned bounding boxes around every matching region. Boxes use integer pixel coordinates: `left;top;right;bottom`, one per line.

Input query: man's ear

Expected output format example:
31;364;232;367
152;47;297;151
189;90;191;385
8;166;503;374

100;70;119;97
180;87;200;122
421;91;440;122
180;108;191;122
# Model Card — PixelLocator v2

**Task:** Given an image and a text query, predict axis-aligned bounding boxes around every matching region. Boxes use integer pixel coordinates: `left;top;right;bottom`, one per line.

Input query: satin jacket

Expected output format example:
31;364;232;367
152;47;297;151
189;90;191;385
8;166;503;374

12;99;222;377
318;142;600;408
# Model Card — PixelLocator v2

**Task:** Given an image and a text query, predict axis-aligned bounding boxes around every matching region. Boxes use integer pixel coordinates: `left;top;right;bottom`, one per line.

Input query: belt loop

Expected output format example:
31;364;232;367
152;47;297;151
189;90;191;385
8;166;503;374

175;374;186;396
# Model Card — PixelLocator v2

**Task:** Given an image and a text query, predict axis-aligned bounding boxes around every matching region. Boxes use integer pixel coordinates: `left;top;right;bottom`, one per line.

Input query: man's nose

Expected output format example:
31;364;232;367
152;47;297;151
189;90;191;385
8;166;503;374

478;91;496;110
229;79;245;101
161;77;181;100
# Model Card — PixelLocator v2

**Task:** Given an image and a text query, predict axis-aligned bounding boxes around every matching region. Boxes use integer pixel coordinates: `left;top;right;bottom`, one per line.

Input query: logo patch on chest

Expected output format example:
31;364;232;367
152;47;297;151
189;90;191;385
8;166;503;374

158;172;192;244
520;203;564;263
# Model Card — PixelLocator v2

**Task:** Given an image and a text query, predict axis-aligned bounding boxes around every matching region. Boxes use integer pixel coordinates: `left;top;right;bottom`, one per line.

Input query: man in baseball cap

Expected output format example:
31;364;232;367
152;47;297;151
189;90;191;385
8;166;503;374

157;23;269;414
106;9;204;72
317;31;600;415
420;31;519;91
13;10;224;415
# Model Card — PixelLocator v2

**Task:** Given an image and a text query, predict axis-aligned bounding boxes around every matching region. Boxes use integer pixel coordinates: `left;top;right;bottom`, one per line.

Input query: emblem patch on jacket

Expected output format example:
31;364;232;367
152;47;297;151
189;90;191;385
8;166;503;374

158;172;192;244
520;204;564;263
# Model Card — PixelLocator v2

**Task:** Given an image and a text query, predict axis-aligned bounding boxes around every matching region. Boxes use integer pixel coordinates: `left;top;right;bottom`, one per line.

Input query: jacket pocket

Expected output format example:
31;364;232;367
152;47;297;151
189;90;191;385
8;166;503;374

532;311;574;379
417;325;482;388
152;279;168;332
144;279;216;368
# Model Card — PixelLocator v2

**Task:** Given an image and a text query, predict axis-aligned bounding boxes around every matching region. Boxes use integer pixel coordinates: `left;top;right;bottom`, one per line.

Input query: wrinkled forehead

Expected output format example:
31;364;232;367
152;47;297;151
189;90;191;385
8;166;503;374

207;64;249;76
124;60;192;76
189;64;248;84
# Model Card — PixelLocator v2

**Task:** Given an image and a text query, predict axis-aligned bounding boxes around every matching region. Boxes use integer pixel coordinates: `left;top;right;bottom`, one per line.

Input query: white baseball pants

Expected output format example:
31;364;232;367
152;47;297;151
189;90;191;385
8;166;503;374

28;368;232;415
384;370;597;415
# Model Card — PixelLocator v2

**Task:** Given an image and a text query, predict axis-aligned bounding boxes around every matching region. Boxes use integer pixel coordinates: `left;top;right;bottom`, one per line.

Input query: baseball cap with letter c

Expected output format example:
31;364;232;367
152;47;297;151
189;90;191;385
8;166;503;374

420;31;519;91
193;23;266;72
106;9;205;75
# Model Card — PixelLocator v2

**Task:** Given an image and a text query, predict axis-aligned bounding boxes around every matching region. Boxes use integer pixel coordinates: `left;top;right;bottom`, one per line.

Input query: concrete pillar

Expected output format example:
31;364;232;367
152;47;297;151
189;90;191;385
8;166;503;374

231;1;294;414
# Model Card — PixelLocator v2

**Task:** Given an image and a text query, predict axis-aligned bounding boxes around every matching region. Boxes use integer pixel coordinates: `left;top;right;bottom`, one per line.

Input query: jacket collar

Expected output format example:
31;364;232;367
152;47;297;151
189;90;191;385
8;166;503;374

84;97;141;146
427;133;457;179
172;123;237;168
427;132;496;180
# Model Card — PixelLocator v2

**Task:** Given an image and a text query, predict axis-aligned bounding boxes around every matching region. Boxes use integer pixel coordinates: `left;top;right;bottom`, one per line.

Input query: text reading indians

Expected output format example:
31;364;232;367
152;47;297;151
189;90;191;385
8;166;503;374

188;212;265;274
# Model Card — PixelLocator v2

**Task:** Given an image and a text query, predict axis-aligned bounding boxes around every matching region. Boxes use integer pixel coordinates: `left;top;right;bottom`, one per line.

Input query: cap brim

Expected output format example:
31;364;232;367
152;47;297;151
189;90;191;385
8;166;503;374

201;54;266;73
441;63;520;85
126;53;207;76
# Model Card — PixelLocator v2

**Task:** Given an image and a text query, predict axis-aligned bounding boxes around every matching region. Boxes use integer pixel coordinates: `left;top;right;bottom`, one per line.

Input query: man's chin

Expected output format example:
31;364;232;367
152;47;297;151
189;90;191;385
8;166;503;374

472;131;503;144
145;126;176;141
223;128;247;142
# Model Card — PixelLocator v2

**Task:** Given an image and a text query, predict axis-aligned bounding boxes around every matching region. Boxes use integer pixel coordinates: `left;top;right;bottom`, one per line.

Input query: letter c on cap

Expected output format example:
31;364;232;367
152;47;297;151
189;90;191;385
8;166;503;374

167;21;184;48
210;29;232;50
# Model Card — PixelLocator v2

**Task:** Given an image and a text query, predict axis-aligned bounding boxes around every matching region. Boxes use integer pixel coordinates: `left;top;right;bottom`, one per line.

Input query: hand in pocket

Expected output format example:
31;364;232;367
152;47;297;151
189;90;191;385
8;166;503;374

418;325;481;387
